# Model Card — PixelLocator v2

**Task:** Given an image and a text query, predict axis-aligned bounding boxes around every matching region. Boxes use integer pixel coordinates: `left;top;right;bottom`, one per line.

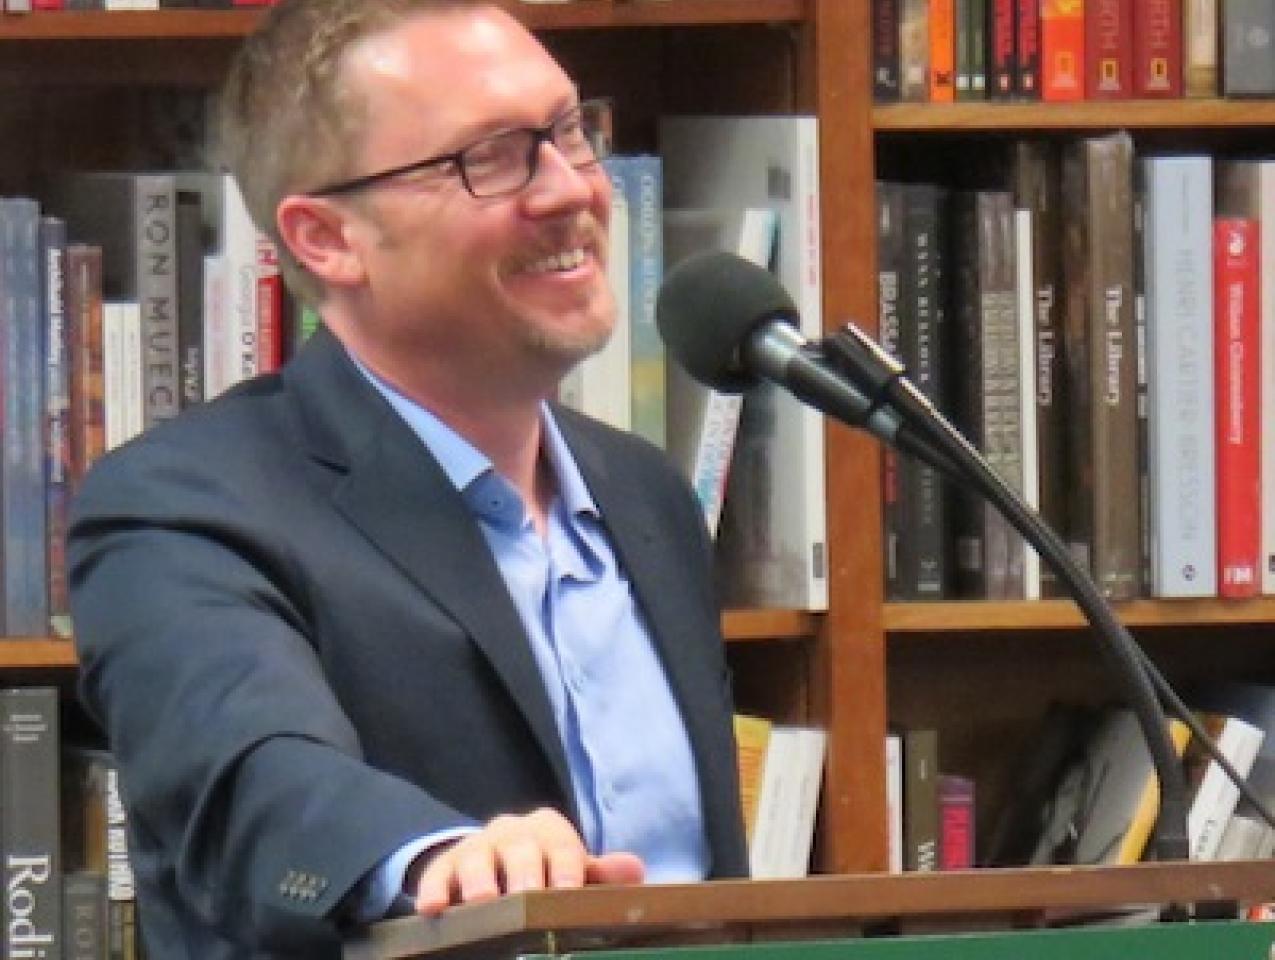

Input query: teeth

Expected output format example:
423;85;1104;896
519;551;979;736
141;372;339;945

525;248;586;274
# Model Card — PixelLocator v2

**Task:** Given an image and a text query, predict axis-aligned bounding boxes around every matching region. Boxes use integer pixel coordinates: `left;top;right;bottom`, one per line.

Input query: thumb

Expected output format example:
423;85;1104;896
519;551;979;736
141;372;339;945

584;851;646;886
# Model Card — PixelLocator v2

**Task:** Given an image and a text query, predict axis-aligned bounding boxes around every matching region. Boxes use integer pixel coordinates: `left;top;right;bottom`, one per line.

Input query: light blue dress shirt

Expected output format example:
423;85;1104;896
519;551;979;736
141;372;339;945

350;361;708;918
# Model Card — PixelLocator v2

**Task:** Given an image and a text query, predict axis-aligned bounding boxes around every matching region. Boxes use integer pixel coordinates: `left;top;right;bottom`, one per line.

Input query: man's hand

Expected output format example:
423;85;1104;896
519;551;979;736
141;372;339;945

411;808;645;917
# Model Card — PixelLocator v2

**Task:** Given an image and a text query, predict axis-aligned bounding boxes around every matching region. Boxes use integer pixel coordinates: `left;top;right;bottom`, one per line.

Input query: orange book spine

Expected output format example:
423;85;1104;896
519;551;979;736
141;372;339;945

929;0;957;102
1042;0;1085;100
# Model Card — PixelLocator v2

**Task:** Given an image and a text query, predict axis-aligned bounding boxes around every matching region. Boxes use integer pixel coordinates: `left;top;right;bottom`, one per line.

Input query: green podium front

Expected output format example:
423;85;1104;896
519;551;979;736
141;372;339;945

518;921;1275;960
343;862;1275;960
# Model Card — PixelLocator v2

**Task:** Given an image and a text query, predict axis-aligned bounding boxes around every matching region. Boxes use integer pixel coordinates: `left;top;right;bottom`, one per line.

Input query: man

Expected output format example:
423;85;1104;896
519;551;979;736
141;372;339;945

67;1;747;957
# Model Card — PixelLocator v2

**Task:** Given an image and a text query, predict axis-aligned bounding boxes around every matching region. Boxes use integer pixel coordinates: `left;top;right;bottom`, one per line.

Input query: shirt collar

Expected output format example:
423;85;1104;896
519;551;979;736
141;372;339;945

349;351;599;520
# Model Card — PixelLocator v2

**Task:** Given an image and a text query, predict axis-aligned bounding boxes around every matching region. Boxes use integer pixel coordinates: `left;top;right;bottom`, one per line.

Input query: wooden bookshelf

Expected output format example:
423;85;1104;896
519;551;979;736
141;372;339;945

886;598;1275;633
0;639;77;670
875;98;1275;131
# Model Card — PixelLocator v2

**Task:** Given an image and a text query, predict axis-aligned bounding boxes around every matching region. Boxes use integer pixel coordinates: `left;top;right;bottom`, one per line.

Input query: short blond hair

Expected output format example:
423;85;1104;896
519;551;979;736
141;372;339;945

216;0;484;305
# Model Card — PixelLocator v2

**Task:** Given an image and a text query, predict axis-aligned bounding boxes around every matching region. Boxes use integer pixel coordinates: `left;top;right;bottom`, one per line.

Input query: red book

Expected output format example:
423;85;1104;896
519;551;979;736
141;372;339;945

32;0;63;8
1214;217;1262;599
255;235;284;374
1041;0;1085;100
1016;0;1042;96
1085;0;1133;98
988;0;1017;98
1132;0;1183;97
938;775;975;870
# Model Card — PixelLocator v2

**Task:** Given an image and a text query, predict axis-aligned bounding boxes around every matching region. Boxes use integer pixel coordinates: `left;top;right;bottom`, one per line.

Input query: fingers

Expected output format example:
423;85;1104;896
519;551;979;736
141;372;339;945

412;809;644;917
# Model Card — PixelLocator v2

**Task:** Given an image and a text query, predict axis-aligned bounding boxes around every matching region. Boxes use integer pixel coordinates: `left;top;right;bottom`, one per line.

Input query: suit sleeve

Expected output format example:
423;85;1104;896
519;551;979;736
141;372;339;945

68;442;473;952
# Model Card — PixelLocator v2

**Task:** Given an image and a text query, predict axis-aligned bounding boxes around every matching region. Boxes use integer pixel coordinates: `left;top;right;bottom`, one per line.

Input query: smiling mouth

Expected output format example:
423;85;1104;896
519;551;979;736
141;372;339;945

522;246;590;275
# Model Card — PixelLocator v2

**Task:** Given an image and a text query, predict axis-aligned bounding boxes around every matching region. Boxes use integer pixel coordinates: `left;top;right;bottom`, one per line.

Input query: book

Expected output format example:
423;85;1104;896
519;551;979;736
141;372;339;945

749;725;826;879
987;0;1017;99
663;207;777;537
873;0;902;101
40;215;73;638
0;197;50;637
1041;0;1085;101
661;115;827;611
1;687;61;959
1014;205;1041;599
928;0;956;102
1132;0;1183;97
1212;217;1261;599
886;731;904;872
902;727;939;871
47;171;180;431
1061;133;1141;601
1011;141;1068;598
1215;811;1275;861
1215;160;1275;595
607;154;665;448
899;0;931;101
559;168;631;431
1185;712;1266;860
1141;155;1217;598
63;872;107;960
65;245;106;492
1183;0;1218;97
937;774;975;870
174;189;205;408
1222;0;1275;96
877;182;907;600
1084;0;1133;99
732;713;773;845
1015;0;1042;96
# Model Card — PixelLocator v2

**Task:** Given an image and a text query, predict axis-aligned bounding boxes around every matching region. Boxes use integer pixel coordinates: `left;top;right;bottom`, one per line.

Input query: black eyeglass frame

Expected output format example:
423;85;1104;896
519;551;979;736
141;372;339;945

305;98;613;200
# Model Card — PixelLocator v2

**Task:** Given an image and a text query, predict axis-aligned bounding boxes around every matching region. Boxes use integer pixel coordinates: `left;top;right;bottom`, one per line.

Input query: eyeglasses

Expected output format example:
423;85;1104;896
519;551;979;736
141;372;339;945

307;99;612;200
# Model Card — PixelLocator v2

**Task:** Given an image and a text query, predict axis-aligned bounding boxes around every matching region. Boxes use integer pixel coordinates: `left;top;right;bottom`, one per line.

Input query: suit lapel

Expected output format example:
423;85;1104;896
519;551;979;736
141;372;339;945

285;332;576;813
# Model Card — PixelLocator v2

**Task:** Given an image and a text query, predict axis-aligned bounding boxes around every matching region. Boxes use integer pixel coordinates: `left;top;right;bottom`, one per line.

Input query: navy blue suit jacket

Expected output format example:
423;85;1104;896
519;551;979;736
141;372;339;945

68;326;747;959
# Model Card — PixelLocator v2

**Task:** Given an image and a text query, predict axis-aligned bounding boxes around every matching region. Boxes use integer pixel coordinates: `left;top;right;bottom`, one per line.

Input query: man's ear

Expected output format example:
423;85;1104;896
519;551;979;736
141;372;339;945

276;195;367;288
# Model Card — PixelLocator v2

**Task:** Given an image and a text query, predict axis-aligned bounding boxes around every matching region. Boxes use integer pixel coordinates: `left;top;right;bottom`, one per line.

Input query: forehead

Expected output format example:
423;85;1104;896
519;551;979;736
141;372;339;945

343;8;575;135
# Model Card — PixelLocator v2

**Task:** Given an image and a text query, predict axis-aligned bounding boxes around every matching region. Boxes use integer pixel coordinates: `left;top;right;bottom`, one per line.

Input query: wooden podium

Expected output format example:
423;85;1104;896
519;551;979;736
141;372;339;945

342;861;1275;959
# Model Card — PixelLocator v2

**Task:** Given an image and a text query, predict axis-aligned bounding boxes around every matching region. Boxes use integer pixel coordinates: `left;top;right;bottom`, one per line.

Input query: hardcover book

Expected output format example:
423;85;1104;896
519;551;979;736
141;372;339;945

40;215;73;638
1222;0;1275;96
1142;155;1217;598
661;115;828;611
1041;0;1085;101
1183;0;1219;97
1215;160;1275;595
1213;217;1261;599
1;687;61;960
1132;0;1183;97
1061;133;1141;601
873;0;902;101
900;0;931;100
1084;0;1133;99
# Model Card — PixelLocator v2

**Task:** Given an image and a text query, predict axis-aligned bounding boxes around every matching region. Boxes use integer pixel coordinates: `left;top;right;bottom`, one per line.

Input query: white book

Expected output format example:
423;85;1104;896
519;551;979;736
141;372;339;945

1014;206;1041;599
121;300;144;444
1143;155;1217;597
885;732;904;873
175;171;260;399
749;725;827;878
663;207;777;536
1189;714;1265;860
559;188;631;431
1215;811;1275;861
660;115;827;610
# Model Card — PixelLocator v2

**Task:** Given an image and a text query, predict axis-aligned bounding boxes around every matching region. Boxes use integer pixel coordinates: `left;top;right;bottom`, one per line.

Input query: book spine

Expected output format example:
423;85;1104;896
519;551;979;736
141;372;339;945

1041;0;1085;100
62;872;106;960
1;687;62;960
900;0;931;100
873;0;903;101
1143;156;1217;598
937;775;975;870
135;174;179;430
953;0;974;98
1085;0;1134;99
1014;206;1041;599
885;733;904;873
66;245;105;492
255;235;283;374
901;184;948;599
1083;135;1141;600
987;0;1018;99
968;0;989;97
1015;0;1042;96
929;0;957;102
877;182;907;600
1133;0;1183;96
622;155;666;449
1183;0;1218;97
1222;0;1275;97
40;217;72;638
903;728;939;871
175;190;204;408
1214;217;1261;599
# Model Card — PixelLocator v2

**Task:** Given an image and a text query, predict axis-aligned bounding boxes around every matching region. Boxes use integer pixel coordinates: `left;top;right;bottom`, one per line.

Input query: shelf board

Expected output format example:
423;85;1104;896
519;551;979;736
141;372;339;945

722;608;818;642
874;98;1275;132
886;597;1275;633
0;638;77;669
0;1;806;40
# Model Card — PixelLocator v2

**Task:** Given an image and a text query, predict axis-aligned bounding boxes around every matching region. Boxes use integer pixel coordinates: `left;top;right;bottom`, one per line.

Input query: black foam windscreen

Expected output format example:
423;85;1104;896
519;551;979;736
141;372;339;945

655;250;799;393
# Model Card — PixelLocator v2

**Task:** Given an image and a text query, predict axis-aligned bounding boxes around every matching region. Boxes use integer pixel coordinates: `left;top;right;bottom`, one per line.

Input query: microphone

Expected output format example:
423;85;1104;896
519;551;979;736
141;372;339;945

656;248;1205;870
656;250;909;449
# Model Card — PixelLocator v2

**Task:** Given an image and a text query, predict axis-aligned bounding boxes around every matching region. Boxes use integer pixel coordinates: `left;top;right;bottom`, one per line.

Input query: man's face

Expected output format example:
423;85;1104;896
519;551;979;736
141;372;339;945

332;7;615;397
